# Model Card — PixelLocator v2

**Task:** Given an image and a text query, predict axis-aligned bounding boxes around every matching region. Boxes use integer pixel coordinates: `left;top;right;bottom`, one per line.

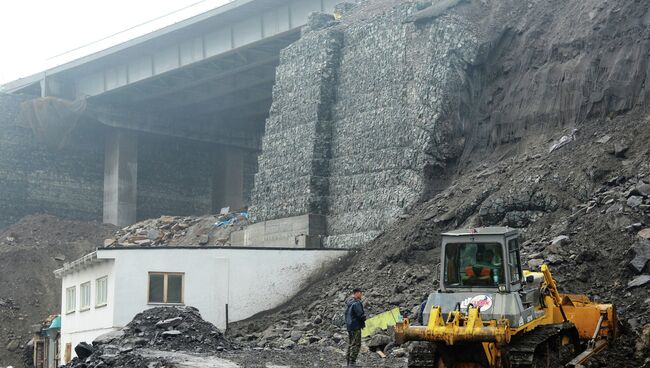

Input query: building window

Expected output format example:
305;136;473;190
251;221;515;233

65;287;76;314
508;239;523;284
148;272;184;304
80;282;91;310
96;276;108;307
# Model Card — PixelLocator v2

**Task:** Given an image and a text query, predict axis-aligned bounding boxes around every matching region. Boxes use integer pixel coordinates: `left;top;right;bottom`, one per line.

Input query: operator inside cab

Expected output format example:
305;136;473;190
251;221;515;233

444;243;505;287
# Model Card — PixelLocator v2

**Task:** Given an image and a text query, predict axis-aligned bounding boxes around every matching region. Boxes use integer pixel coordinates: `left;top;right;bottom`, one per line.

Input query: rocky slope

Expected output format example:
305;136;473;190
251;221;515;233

229;108;650;367
0;215;116;367
227;0;650;366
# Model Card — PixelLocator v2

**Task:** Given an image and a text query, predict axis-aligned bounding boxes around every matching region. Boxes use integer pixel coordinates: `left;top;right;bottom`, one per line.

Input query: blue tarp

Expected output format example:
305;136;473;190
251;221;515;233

215;211;249;227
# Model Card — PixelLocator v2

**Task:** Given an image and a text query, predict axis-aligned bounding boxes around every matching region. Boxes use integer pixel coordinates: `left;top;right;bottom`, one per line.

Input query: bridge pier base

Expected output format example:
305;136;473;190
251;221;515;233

103;128;138;227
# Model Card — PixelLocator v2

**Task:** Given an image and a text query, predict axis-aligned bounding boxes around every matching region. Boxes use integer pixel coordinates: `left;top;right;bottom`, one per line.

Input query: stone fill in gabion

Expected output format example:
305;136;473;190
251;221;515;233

251;3;479;247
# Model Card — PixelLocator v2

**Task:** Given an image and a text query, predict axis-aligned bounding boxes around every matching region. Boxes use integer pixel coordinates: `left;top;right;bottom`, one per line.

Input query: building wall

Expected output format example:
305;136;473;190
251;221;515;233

59;247;348;359
59;260;116;357
0;93;105;228
107;248;348;328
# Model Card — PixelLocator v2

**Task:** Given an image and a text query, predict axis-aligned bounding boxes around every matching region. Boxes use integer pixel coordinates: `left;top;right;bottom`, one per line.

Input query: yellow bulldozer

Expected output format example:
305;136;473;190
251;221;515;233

394;227;618;368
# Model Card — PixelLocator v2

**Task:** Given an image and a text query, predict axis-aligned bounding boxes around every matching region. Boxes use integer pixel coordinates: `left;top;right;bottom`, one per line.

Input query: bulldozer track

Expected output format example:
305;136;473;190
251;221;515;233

404;324;581;367
507;324;578;368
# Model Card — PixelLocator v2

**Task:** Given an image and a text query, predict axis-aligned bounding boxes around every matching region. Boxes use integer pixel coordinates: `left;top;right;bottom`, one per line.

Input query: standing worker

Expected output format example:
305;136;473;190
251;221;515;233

345;288;366;367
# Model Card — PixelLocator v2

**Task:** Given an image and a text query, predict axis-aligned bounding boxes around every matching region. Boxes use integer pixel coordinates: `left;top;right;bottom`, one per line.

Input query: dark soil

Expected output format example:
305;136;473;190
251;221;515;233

0;215;116;367
62;306;237;368
228;109;650;368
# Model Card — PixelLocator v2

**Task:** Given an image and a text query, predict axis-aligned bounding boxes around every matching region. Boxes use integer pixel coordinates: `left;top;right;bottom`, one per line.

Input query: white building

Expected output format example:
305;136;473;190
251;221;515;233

54;246;348;363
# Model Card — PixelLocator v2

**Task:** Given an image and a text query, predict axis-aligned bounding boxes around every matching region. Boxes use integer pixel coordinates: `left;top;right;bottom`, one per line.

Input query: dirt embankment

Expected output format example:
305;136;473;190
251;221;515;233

228;110;650;367
0;215;116;367
227;0;650;366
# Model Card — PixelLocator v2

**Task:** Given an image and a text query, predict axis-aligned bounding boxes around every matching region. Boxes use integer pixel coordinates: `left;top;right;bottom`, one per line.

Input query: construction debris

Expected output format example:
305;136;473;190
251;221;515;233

103;211;250;248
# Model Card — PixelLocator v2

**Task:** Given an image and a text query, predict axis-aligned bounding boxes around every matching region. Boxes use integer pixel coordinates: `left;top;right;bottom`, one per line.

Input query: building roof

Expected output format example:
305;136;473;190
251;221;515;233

47;315;61;330
53;251;108;278
54;246;350;277
97;246;350;251
441;227;518;237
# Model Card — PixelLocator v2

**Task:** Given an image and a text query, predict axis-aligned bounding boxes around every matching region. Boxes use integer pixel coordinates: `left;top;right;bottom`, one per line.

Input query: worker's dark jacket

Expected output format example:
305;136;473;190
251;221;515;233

345;299;366;331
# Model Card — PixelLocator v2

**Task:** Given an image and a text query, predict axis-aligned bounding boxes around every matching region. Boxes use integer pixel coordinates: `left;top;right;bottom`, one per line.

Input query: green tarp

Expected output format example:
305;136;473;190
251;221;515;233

361;307;400;337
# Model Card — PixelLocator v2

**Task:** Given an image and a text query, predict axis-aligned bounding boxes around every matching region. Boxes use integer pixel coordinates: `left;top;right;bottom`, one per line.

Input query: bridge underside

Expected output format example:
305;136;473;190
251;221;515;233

93;31;298;148
3;0;345;228
91;32;299;226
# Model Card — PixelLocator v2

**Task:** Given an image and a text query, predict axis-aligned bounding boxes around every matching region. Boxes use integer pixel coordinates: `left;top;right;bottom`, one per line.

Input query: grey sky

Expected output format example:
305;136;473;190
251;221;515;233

0;0;231;85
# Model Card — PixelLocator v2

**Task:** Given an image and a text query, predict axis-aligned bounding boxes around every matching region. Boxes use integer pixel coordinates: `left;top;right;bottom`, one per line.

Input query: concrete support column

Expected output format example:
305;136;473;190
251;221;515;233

103;128;138;226
212;146;245;211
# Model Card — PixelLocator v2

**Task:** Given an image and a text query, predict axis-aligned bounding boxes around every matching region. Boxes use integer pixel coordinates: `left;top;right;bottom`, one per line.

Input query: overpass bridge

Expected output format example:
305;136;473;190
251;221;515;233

2;0;342;227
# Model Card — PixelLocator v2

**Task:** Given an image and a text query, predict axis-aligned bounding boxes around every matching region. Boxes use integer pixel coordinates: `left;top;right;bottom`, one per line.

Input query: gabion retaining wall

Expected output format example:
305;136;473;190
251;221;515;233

252;2;479;247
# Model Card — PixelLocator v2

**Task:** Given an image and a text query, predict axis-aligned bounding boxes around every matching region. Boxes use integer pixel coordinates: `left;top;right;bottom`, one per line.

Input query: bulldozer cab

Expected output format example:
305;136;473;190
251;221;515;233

421;227;539;329
441;227;523;293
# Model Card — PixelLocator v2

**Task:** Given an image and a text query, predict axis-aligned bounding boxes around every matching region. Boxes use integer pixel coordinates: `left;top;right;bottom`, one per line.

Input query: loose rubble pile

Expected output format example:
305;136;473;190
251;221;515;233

63;306;237;368
0;298;25;360
103;211;250;248
230;110;650;367
524;174;650;272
